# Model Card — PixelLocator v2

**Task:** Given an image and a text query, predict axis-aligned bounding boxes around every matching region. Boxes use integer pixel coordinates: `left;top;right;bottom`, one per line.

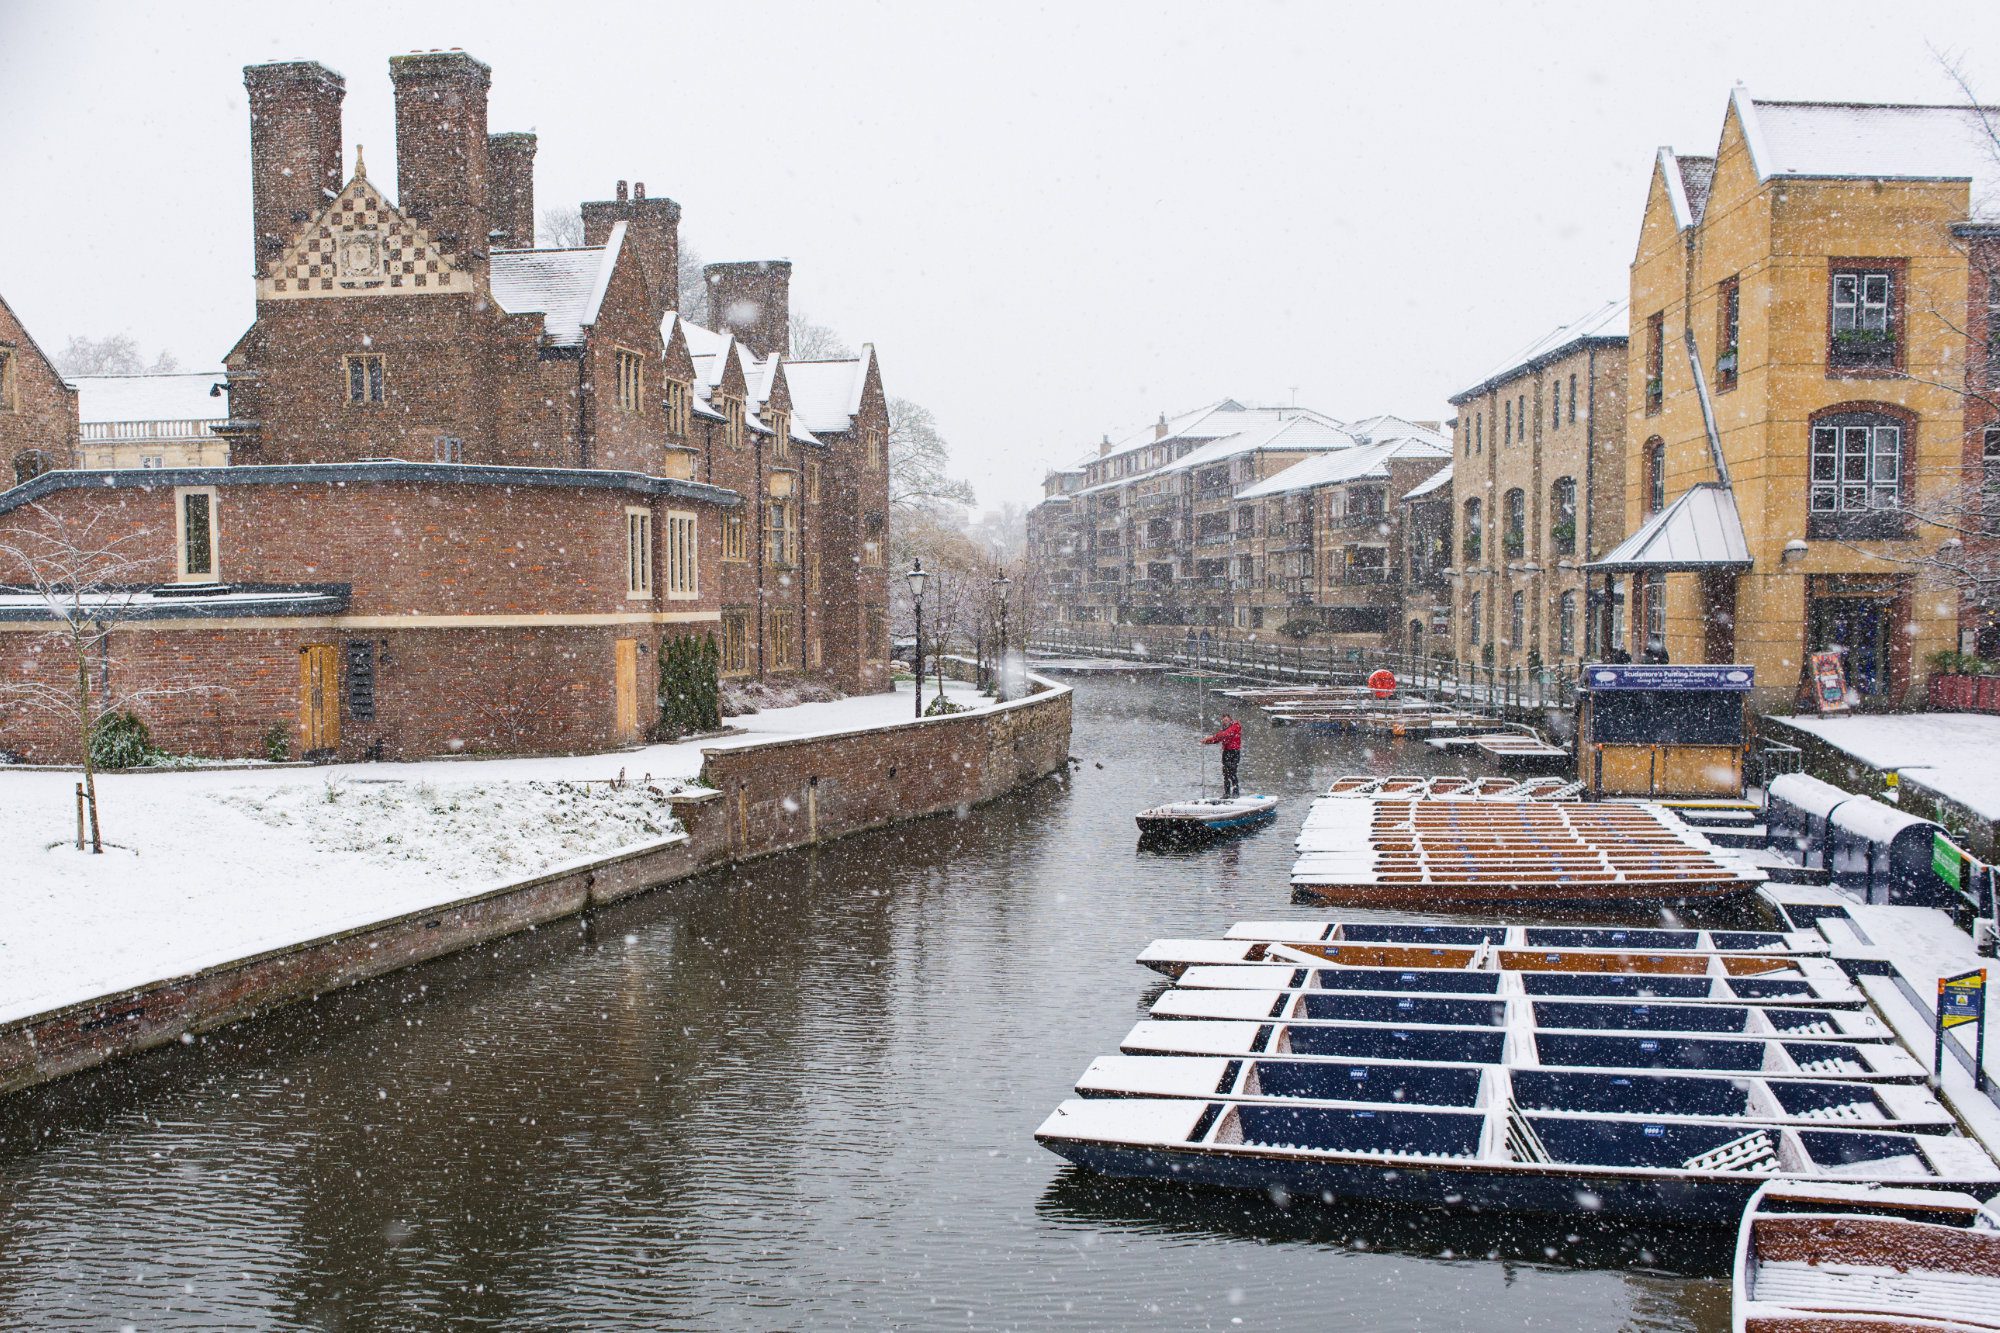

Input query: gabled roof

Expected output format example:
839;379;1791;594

1345;414;1450;449
1093;398;1335;467
1402;464;1453;502
1453;300;1629;402
1734;88;2000;218
1236;438;1449;500
1154;415;1361;477
1676;155;1716;225
1586;483;1751;573
784;349;874;435
74;372;227;425
489;221;625;347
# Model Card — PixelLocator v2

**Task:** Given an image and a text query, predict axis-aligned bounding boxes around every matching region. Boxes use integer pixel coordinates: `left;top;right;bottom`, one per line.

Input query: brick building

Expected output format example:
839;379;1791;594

0;291;79;485
1602;90;1998;710
1447;304;1628;671
0;50;889;763
1026;400;1449;647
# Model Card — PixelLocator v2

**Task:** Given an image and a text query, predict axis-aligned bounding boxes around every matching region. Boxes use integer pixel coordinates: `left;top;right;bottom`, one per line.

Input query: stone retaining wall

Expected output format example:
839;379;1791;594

0;680;1072;1096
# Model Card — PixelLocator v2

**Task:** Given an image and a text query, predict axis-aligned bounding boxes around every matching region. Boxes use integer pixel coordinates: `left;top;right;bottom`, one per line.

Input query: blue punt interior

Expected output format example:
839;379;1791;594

1519;974;1714;999
1508;1070;1752;1117
1531;1001;1753;1034
1798;1129;1926;1166
1725;978;1815;1000
1295;993;1507;1027
1534;1032;1770;1072
1707;932;1791;951
1767;1079;1887;1118
1285;1025;1509;1063
1247;1059;1485;1106
1527;1116;1777;1169
1312;968;1502;995
1521;928;1699;950
1234;1103;1485;1157
1336;924;1509;945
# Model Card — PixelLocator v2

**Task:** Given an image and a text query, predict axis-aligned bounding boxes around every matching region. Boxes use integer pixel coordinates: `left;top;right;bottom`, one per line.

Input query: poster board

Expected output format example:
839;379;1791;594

1809;650;1852;714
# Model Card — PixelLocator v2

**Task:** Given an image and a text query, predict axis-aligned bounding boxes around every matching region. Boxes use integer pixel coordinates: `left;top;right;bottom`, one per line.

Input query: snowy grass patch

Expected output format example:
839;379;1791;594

214;778;687;882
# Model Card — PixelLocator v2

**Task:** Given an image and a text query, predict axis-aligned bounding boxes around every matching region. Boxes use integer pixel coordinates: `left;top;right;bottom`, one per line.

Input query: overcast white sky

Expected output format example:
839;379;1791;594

4;1;1999;512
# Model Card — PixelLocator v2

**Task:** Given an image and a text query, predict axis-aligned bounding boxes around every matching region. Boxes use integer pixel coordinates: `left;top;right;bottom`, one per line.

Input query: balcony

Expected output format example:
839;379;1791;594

1331;511;1387;530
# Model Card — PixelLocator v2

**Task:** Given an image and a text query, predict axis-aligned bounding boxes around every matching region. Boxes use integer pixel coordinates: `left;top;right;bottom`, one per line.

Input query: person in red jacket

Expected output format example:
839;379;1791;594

1201;714;1243;797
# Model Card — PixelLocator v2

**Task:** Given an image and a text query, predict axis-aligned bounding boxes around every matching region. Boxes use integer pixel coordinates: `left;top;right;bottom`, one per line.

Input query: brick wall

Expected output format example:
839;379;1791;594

0;295;80;479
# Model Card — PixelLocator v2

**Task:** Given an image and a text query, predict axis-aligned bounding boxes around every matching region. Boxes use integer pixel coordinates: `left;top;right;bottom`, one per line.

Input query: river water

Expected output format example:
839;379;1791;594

0;676;1742;1330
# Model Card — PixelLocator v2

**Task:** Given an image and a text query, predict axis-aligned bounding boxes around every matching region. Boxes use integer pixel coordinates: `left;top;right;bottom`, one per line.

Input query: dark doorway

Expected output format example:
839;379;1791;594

1808;596;1893;699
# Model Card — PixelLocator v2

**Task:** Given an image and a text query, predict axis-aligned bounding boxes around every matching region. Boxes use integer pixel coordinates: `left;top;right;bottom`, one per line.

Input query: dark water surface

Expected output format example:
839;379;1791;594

0;678;1740;1330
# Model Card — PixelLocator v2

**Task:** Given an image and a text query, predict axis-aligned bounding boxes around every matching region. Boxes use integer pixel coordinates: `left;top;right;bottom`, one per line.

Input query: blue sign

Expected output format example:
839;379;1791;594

1584;664;1755;692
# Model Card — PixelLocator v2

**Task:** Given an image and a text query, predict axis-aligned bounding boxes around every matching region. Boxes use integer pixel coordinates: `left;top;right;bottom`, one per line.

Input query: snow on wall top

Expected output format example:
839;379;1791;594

1738;91;2000;219
73;373;228;426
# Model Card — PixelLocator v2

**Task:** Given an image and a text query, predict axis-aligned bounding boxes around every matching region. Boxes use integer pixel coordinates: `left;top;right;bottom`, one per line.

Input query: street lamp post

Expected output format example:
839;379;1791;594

907;559;929;719
994;569;1012;702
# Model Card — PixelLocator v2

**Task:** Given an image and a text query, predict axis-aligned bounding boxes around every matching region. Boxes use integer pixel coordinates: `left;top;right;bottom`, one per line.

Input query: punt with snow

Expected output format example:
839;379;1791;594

1033;1096;2000;1221
1137;936;1850;983
1119;1019;1927;1081
1134;794;1280;845
1219;920;1828;956
1148;988;1891;1042
1173;961;1866;1008
1074;1055;1956;1134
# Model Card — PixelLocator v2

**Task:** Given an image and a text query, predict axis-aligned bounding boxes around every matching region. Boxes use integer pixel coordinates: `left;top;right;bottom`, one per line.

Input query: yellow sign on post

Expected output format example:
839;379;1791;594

1937;968;1988;1092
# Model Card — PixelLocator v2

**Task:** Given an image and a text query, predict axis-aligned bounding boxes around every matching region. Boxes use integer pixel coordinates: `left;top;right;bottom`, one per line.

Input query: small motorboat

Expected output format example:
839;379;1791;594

1733;1179;2000;1331
1135;794;1279;844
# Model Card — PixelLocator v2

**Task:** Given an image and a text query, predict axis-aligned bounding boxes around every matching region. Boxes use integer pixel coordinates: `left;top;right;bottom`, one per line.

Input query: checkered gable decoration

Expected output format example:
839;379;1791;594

259;172;464;301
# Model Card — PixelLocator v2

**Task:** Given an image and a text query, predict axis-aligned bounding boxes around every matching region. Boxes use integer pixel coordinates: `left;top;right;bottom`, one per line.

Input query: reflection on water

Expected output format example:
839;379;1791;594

0;678;1738;1330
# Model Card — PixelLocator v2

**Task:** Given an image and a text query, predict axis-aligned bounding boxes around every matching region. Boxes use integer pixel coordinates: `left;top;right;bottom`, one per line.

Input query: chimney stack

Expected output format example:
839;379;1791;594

388;50;492;279
703;260;793;359
243;61;346;278
1155;412;1168;440
486;131;536;249
583;181;681;324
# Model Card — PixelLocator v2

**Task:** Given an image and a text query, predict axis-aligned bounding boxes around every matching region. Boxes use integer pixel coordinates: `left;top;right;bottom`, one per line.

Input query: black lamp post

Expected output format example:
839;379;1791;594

907;558;929;719
993;569;1012;702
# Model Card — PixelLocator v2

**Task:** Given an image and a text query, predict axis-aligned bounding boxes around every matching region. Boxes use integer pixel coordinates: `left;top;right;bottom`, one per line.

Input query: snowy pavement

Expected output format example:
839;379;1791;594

0;679;988;1026
1775;712;2000;822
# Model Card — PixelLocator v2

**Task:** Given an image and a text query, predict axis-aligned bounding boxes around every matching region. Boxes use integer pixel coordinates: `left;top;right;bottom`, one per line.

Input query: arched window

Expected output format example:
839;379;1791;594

1809;406;1911;539
1550;477;1577;555
1503;488;1526;558
1644;438;1666;515
1462;498;1483;562
1469;592;1483;646
11;449;52;487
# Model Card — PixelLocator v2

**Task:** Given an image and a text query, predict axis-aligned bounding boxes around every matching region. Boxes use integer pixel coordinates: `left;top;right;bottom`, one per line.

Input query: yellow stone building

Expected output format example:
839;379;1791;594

1603;89;1999;712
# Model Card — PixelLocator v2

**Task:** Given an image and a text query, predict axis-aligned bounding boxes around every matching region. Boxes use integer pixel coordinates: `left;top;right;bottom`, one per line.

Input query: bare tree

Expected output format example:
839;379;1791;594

0;504;205;851
789;312;853;360
889;396;976;519
677;238;708;324
55;334;178;376
537;205;587;249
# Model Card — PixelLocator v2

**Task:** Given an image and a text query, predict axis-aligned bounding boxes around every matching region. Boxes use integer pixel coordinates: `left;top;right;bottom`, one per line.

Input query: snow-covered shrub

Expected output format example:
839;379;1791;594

90;711;161;771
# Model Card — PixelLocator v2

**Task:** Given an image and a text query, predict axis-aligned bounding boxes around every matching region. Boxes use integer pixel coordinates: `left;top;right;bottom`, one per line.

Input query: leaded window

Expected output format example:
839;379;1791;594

1809;414;1903;538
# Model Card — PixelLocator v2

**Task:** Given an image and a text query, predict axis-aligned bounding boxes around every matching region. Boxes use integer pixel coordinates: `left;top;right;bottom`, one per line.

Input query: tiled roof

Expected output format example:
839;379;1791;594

73;372;227;425
1738;91;2000;218
1235;438;1449;500
489;224;623;347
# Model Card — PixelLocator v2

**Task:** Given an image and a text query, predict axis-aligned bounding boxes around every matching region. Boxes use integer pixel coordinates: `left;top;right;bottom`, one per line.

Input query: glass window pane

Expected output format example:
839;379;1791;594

1870;486;1898;509
1842;453;1868;481
1812;454;1836;481
1811;486;1836;511
1841;485;1867;510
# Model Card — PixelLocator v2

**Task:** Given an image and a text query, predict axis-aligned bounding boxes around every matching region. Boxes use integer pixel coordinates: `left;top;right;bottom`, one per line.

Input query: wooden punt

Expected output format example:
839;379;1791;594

1733;1180;2000;1331
1172;962;1868;1009
1320;774;1578;801
1119;1019;1929;1081
1221;920;1828;956
1136;937;1847;983
1075;1055;1956;1134
1148;989;1891;1043
1034;1096;2000;1222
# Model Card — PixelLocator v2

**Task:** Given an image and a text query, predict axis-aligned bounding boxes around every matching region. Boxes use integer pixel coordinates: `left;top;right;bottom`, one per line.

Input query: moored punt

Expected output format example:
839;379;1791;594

1148;988;1892;1042
1075;1055;1956;1133
1173;962;1867;1008
1291;798;1765;907
1120;1019;1928;1080
1222;920;1828;955
1034;1097;2000;1222
1733;1180;2000;1331
1137;935;1846;980
1320;775;1578;801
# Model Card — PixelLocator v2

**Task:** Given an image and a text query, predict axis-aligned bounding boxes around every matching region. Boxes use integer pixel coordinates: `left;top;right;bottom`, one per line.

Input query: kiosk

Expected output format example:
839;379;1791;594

1576;664;1753;799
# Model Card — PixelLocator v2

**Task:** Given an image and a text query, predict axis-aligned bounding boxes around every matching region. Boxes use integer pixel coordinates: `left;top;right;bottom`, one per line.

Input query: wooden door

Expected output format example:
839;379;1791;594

614;638;640;741
299;643;340;755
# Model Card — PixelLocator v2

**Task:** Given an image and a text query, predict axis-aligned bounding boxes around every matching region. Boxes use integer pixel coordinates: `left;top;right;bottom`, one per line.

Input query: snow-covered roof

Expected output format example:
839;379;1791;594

1587;482;1751;573
1345;414;1450;449
1455;300;1629;401
489;224;624;347
1736;89;2000;218
1236;438;1449;500
783;351;872;435
73;373;227;426
1402;464;1453;502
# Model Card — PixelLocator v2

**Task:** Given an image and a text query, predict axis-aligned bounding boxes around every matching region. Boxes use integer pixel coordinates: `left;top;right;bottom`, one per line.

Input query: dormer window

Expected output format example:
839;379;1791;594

770;410;791;463
720;396;744;450
665;380;690;436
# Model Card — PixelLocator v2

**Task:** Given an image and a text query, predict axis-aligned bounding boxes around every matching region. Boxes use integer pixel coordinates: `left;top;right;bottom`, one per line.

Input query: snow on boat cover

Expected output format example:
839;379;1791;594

1135;794;1278;837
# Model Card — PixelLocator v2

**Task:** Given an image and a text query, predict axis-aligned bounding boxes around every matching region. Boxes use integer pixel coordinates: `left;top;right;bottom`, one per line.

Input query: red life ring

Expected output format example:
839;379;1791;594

1368;668;1397;699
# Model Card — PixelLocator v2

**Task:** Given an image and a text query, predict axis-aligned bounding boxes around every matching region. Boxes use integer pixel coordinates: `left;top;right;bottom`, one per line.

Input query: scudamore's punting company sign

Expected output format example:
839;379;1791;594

1584;665;1755;692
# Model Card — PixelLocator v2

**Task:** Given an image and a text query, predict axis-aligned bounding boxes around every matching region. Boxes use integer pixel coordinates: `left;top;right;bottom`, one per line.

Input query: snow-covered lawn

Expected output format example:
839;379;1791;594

1775;712;2000;821
0;679;988;1025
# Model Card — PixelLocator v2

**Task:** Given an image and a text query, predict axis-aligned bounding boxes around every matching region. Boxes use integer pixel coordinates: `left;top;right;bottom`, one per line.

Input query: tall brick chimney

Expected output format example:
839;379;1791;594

582;180;681;324
704;260;792;359
486;131;536;249
388;50;492;279
243;61;346;278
